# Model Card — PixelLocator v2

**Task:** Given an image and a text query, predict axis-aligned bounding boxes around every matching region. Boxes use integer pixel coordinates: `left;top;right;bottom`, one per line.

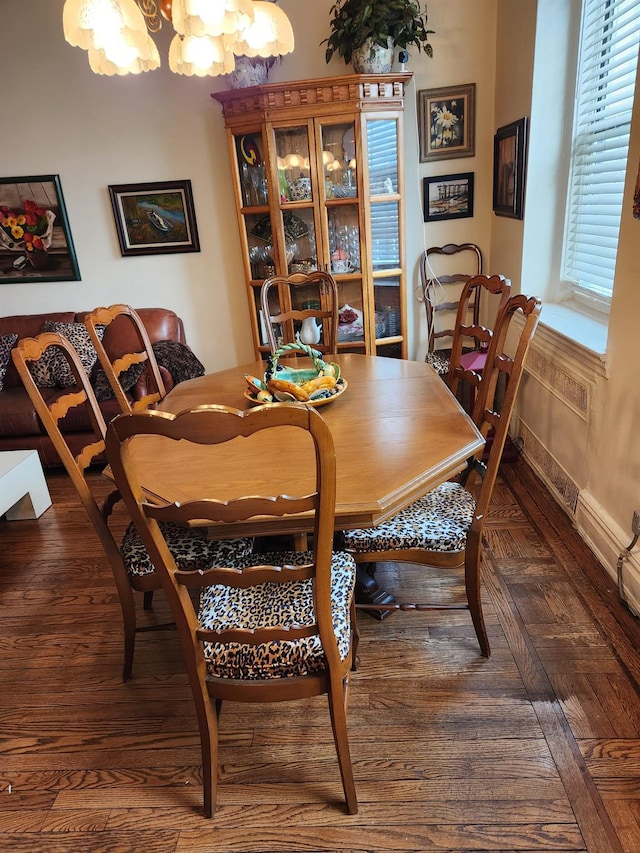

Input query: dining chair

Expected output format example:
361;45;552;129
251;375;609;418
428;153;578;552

106;403;358;818
260;271;339;355
447;274;512;414
84;304;166;413
12;333;253;682
420;242;483;376
342;293;542;658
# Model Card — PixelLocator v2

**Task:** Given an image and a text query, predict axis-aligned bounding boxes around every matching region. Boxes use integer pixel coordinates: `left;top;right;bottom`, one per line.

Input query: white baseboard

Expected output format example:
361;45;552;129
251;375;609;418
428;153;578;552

517;420;640;618
576;490;640;618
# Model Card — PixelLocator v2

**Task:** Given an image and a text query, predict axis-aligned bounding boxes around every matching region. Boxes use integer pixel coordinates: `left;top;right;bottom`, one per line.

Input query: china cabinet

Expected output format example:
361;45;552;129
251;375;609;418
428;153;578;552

212;73;411;359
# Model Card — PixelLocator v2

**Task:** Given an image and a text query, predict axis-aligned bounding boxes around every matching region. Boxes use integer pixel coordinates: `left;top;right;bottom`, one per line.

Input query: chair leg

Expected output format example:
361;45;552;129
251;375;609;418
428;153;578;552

117;588;138;682
143;590;154;611
122;625;136;683
465;554;490;658
350;597;360;671
327;677;358;815
198;696;220;818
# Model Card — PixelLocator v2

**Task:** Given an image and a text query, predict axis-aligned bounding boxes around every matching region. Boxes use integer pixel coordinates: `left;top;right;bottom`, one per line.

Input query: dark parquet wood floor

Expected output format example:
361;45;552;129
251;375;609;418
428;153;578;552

1;459;640;852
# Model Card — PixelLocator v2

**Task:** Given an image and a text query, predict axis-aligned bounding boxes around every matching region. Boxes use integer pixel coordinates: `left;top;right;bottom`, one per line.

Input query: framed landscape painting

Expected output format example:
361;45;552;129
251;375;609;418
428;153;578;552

109;179;200;256
423;172;474;222
418;83;476;162
0;174;81;284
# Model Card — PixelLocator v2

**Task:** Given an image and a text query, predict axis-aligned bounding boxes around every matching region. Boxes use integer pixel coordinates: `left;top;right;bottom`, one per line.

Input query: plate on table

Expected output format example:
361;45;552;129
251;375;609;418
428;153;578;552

244;379;348;408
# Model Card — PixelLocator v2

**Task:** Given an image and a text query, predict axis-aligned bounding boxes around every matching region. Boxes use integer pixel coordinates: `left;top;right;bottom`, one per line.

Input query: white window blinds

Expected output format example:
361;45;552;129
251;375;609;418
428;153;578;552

563;0;640;300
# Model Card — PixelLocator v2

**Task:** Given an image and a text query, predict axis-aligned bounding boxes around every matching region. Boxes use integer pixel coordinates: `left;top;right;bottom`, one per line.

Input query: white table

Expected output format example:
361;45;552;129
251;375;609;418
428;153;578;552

0;450;52;520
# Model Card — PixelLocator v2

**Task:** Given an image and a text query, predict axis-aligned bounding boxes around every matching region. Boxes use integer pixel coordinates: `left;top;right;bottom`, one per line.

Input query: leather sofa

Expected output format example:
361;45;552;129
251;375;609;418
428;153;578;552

0;308;186;467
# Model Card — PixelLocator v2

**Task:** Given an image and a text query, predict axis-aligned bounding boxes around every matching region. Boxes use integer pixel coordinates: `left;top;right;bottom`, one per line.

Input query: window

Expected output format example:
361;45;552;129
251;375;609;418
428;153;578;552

563;0;640;307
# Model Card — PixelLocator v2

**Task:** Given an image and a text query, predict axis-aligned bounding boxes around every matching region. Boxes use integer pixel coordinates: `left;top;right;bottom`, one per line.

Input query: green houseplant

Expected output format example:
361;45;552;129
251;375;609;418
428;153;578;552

323;0;434;69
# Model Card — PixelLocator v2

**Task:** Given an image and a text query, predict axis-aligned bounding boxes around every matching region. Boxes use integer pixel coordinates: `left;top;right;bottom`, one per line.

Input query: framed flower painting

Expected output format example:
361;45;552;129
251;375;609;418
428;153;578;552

0;174;81;284
418;83;476;162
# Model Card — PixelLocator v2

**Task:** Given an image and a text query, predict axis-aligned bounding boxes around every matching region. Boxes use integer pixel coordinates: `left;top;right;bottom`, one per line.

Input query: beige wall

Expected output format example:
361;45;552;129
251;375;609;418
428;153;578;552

593;81;640;527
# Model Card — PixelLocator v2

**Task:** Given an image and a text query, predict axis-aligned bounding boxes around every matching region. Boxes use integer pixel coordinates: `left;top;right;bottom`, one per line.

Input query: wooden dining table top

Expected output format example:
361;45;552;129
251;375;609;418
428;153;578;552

119;353;484;539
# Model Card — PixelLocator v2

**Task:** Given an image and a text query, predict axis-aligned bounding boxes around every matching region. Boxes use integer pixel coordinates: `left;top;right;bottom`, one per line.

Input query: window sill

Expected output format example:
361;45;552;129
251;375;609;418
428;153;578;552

531;300;609;381
540;301;608;355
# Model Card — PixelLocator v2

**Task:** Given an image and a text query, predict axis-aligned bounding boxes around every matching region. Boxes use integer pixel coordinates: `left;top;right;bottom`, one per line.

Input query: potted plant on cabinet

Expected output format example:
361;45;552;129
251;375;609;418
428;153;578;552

322;0;434;73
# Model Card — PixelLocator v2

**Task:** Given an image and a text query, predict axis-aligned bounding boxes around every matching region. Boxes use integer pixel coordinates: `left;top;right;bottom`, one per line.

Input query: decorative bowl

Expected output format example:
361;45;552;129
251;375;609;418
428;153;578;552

244;380;347;408
243;339;346;406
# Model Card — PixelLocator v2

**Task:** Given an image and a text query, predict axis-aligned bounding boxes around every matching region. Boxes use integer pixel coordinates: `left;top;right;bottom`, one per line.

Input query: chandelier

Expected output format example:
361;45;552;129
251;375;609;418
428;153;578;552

63;0;295;76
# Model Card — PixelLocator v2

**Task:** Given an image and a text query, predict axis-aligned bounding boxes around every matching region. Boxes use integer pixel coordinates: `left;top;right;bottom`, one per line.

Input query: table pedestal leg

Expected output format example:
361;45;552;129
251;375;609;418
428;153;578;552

355;563;395;620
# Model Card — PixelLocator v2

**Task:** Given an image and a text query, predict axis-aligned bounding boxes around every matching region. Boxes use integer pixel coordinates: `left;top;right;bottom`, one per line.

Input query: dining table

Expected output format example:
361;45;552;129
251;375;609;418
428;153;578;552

113;352;484;610
124;351;483;528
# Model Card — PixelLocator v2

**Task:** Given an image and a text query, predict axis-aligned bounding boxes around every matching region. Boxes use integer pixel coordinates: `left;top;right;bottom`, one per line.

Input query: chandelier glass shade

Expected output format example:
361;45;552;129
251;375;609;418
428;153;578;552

232;2;295;58
62;0;294;76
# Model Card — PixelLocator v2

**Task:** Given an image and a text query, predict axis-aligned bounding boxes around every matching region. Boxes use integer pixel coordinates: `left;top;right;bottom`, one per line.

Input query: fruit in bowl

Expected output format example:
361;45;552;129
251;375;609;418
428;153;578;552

244;338;346;405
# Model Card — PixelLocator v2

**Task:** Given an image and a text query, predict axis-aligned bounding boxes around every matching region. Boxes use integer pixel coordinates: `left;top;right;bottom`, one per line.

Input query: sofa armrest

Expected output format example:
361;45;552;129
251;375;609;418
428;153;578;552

132;364;175;402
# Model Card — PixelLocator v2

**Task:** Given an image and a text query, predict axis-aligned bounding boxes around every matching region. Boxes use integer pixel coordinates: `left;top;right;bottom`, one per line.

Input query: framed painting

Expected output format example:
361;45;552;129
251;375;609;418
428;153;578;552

423;172;474;222
418;83;476;162
0;174;81;284
493;117;528;219
108;179;200;256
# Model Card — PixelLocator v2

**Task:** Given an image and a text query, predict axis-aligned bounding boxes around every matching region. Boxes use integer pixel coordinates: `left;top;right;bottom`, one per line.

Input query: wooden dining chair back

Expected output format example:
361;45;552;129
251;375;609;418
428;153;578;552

343;293;542;658
420;242;483;376
447;274;512;413
261;271;339;355
84;304;166;413
12;333;252;682
106;403;358;818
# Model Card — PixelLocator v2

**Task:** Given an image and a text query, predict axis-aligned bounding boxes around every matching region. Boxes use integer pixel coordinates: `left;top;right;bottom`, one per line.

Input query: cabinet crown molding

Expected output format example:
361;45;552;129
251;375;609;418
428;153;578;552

212;72;413;121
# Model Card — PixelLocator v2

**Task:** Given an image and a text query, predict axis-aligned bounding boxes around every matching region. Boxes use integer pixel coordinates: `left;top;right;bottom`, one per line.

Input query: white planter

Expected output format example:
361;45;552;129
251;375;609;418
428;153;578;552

352;37;394;73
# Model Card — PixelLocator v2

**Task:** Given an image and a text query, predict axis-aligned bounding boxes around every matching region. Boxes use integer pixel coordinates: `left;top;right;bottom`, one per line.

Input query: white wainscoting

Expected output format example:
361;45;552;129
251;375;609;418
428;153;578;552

509;314;639;614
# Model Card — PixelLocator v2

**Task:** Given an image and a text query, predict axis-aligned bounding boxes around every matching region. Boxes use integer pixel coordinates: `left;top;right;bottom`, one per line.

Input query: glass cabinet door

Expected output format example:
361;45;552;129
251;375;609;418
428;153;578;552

233;130;274;283
273;125;321;274
366;117;404;356
320;120;367;351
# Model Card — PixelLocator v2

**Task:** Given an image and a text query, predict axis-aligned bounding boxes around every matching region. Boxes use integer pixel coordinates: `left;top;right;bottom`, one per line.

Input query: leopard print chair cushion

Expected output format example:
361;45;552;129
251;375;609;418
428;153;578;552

198;549;356;680
342;481;476;554
426;349;451;377
120;521;253;577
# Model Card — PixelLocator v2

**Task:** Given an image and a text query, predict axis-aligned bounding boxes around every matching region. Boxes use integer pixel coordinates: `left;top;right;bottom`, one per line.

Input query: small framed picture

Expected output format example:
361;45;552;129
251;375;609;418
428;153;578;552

0;174;81;284
417;83;476;162
493;118;528;219
108;179;200;256
423;172;474;222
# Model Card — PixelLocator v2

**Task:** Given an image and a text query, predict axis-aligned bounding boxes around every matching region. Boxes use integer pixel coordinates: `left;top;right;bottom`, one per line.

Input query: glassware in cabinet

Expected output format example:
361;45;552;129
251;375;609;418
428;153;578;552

327;204;360;274
234;133;269;209
274;125;312;203
320;121;358;200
